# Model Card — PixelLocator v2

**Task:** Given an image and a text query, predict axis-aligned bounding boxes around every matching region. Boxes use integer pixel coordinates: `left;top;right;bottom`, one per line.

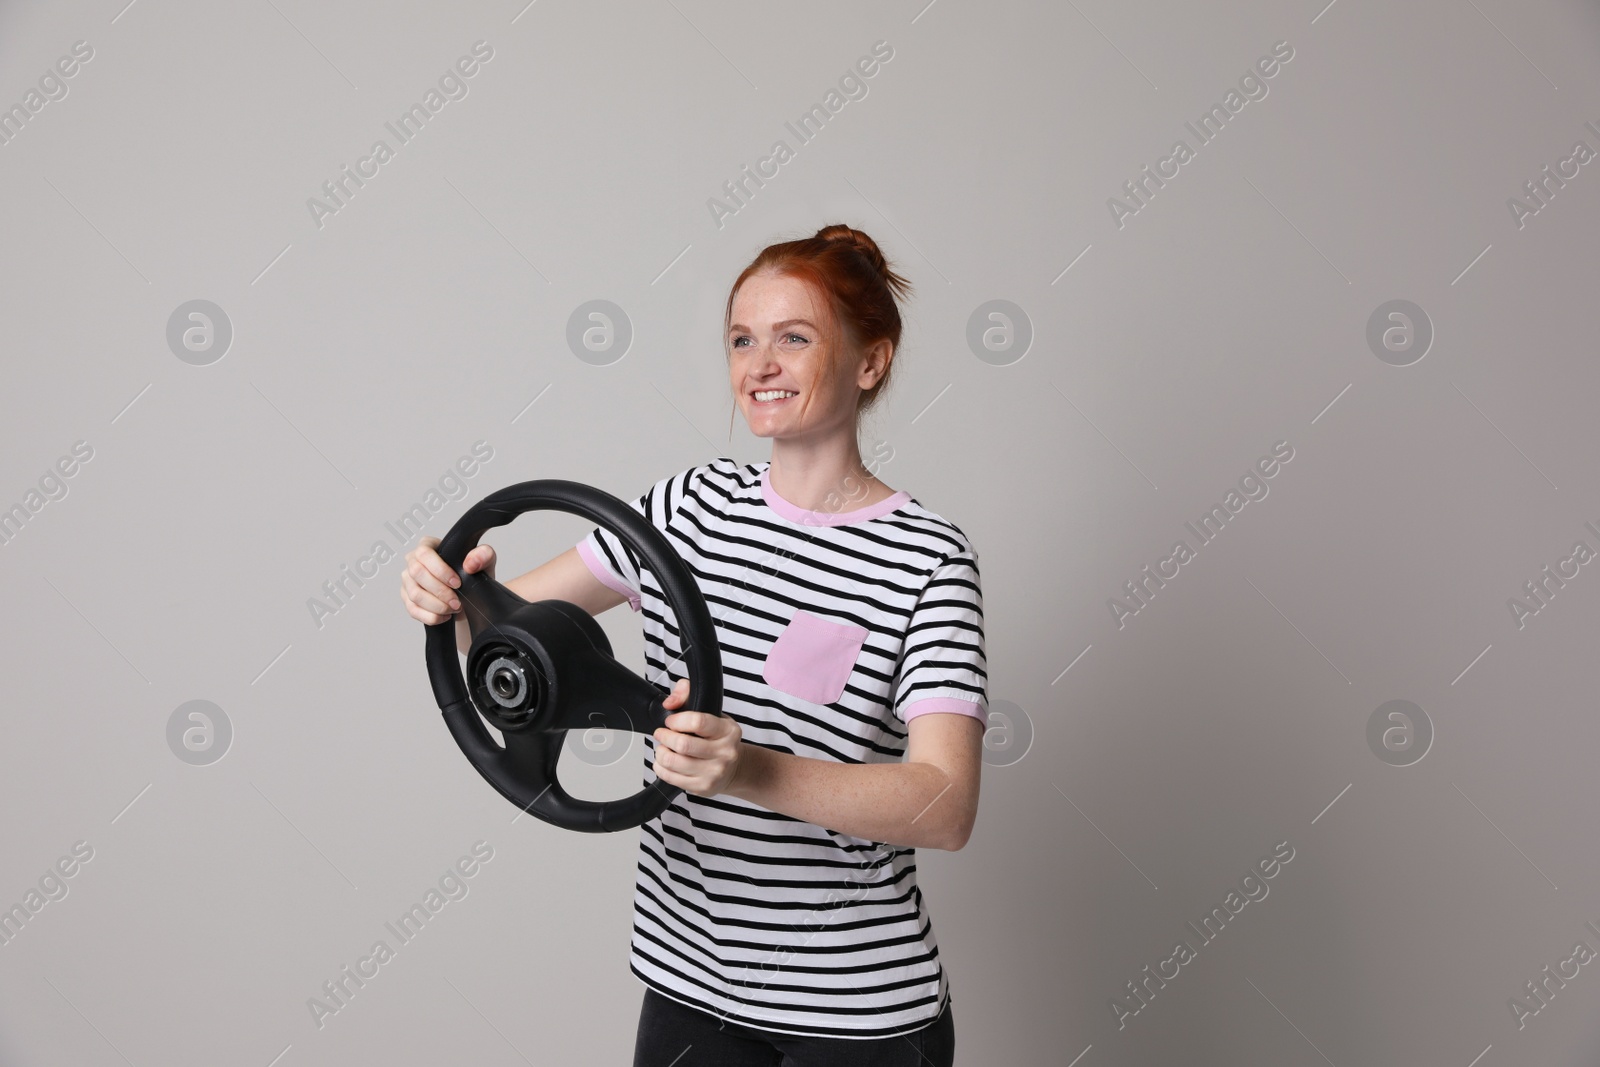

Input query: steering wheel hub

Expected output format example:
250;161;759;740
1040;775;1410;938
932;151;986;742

467;640;547;731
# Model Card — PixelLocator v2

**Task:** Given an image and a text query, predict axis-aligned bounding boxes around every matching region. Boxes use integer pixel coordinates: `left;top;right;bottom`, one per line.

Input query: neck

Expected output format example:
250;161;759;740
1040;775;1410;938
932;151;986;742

766;438;890;514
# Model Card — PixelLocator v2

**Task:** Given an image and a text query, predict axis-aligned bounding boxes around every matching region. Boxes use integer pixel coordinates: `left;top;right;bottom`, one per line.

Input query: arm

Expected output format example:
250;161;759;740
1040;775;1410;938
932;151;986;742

732;711;984;851
651;687;985;852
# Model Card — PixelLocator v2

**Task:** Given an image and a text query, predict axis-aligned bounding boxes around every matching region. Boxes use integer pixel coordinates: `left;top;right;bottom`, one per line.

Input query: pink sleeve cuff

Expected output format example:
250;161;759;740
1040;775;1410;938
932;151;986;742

902;697;987;724
576;538;641;612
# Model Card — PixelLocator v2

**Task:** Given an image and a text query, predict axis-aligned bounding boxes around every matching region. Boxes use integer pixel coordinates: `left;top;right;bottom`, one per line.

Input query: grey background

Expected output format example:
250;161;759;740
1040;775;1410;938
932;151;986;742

2;0;1598;1064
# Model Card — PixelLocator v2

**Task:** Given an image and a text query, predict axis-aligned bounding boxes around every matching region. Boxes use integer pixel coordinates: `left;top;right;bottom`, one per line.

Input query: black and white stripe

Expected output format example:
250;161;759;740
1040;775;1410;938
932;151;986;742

579;458;987;1038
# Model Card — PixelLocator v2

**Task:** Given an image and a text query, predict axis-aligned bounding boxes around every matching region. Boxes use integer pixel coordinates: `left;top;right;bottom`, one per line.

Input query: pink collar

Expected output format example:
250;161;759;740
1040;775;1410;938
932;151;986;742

759;464;910;526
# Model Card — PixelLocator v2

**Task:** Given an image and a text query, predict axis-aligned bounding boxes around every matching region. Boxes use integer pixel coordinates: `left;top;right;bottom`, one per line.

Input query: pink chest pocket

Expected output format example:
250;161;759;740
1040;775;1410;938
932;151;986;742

762;609;869;706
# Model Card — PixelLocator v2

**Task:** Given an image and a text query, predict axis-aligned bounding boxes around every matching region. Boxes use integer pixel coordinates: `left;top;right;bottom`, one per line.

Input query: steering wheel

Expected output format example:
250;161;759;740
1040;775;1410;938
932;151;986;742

423;479;724;833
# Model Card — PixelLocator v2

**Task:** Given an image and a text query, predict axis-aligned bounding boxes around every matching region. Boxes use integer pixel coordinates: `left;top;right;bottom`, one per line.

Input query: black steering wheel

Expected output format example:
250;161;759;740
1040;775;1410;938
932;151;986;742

423;479;724;833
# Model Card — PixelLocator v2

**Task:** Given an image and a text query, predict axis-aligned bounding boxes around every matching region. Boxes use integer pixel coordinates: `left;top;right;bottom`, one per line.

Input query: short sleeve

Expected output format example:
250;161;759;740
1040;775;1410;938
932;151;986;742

574;464;699;613
892;548;988;725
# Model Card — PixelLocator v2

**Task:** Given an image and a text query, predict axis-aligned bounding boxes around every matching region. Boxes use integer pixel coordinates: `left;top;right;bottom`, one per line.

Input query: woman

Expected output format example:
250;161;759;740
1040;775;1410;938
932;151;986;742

402;224;987;1066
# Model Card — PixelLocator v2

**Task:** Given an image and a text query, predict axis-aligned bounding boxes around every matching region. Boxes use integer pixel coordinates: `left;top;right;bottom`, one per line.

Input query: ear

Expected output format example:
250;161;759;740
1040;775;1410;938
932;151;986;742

858;338;893;387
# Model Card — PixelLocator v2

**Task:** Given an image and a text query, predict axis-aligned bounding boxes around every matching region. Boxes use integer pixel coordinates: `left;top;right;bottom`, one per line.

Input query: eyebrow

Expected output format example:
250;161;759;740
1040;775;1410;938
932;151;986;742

727;318;818;335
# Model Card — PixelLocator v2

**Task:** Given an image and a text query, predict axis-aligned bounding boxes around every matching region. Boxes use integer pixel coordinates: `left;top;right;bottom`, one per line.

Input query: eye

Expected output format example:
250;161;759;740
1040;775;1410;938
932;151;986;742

784;332;808;344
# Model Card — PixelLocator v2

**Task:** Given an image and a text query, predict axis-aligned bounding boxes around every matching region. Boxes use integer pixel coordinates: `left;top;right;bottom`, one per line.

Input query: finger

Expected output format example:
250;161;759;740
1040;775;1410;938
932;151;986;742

408;552;462;610
462;544;496;575
404;566;460;614
653;728;707;759
663;711;714;736
400;584;450;626
660;677;690;709
653;742;694;777
651;757;684;789
413;541;463;590
403;569;460;617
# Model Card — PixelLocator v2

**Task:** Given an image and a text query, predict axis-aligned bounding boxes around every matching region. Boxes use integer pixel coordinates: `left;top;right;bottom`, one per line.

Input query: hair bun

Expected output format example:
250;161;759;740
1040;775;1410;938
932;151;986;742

818;224;888;276
812;223;911;301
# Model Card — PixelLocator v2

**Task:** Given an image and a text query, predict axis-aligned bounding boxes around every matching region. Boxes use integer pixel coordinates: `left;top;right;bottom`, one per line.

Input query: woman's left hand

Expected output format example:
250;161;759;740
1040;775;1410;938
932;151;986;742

651;677;743;797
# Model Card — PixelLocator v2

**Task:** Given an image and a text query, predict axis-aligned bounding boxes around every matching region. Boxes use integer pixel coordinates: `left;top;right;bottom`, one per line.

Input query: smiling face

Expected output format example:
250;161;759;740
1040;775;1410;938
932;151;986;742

727;270;884;442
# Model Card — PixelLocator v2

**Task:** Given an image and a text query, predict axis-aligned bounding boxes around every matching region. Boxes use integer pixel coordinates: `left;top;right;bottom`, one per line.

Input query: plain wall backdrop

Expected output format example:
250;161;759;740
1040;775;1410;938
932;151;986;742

3;0;1600;1064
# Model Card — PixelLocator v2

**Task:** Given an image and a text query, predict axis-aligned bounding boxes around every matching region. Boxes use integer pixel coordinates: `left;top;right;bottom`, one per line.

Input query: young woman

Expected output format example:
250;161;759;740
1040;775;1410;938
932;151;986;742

402;224;987;1066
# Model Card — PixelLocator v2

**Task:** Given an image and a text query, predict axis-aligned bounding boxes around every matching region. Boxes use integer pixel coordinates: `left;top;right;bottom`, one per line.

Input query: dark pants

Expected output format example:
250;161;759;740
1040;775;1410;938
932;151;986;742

632;987;955;1067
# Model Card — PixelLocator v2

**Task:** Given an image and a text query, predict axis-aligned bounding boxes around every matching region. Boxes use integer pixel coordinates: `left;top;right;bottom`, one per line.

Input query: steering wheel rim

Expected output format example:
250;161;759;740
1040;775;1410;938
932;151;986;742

423;479;724;833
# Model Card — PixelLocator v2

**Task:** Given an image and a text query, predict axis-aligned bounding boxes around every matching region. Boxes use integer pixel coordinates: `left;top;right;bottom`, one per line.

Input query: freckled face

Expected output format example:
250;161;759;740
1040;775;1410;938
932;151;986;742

727;273;856;439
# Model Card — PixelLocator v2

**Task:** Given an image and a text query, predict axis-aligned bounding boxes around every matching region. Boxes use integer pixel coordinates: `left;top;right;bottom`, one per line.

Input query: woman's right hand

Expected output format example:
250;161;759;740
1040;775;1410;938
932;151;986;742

401;536;497;625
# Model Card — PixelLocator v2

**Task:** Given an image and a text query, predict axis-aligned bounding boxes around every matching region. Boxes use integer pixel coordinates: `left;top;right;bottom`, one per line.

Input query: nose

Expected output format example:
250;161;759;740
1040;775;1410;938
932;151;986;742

744;344;782;376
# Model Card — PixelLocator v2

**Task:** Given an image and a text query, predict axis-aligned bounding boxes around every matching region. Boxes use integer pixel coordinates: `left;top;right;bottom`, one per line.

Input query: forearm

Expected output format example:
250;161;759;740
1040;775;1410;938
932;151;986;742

725;743;967;851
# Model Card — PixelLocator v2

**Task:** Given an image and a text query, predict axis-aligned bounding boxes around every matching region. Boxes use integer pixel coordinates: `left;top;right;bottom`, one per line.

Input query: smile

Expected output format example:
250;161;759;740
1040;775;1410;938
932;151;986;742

751;390;798;404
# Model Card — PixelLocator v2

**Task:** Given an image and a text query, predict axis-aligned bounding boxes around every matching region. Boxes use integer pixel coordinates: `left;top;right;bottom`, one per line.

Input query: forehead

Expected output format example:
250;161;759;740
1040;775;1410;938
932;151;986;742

730;272;827;326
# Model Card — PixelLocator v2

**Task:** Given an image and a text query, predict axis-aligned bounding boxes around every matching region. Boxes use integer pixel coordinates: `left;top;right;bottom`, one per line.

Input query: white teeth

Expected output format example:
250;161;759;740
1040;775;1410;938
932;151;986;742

754;390;797;402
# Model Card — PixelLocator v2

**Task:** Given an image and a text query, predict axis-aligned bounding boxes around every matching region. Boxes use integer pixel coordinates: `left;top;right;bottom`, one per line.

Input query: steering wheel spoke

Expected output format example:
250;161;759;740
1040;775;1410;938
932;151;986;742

500;727;559;779
550;642;671;734
456;570;526;640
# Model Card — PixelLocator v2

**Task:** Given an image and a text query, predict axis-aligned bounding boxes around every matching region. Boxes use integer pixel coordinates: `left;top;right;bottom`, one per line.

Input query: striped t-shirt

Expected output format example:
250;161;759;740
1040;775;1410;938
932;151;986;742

574;457;988;1039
